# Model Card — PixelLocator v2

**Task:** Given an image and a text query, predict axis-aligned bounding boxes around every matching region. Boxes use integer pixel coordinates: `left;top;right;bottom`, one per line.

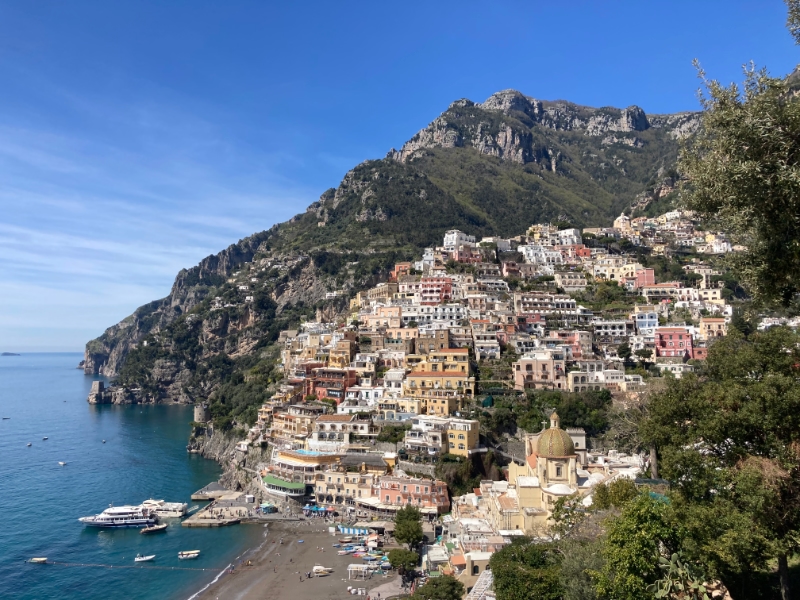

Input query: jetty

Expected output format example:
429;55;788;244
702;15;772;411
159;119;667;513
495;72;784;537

190;482;229;501
182;490;249;527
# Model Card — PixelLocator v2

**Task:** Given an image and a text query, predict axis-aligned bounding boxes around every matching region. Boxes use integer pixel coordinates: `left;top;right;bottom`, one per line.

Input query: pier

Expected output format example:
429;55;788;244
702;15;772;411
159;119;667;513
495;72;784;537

190;482;229;501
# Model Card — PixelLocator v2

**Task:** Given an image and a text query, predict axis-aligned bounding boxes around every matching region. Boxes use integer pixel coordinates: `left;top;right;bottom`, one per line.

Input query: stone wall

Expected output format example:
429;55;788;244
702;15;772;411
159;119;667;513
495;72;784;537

397;460;436;478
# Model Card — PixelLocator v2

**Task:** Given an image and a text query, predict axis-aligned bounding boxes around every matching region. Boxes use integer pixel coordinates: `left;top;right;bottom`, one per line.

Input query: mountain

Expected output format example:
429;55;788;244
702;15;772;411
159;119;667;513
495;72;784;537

83;89;696;423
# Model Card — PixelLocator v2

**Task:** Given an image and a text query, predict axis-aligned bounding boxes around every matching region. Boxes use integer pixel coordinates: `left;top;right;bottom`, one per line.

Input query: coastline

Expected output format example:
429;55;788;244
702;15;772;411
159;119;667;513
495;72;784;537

188;520;400;600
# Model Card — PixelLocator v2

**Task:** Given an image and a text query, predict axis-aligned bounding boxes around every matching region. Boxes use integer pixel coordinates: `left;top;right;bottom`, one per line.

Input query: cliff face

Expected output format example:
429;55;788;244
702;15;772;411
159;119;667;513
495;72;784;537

84;87;696;423
188;428;273;497
390;90;698;168
84;232;273;377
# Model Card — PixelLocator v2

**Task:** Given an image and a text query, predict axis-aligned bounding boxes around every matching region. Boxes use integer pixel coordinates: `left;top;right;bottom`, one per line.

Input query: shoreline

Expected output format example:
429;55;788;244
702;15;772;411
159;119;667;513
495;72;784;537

187;520;400;600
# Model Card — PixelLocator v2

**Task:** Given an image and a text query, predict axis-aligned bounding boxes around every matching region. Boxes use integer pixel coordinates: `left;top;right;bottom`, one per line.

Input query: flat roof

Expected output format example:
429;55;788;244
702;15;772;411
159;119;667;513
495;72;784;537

262;475;305;490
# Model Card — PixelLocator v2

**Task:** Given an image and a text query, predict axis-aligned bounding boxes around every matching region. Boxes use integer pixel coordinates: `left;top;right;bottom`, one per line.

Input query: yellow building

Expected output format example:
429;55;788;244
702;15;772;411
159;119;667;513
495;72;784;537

446;419;480;456
414;348;471;375
403;371;475;416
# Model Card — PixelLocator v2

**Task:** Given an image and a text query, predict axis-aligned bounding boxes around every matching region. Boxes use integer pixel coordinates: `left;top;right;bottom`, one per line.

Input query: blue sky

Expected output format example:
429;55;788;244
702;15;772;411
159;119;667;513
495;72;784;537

0;1;796;352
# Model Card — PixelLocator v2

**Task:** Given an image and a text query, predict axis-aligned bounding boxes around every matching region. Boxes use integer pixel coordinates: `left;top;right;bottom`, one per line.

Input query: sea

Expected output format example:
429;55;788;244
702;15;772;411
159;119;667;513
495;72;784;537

0;353;265;600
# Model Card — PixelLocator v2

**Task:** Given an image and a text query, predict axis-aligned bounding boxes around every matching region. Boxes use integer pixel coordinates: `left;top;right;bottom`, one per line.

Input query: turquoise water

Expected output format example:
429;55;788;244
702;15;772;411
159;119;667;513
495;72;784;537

0;353;264;600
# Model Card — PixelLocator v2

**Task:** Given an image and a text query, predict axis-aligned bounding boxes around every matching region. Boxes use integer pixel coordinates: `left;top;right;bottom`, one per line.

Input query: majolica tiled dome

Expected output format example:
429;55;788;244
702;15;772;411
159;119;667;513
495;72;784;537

537;412;575;457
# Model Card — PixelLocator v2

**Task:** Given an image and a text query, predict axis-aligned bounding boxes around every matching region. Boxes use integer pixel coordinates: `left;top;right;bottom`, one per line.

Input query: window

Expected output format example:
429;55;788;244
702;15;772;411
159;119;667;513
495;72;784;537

458;434;465;440
449;433;454;439
556;466;563;477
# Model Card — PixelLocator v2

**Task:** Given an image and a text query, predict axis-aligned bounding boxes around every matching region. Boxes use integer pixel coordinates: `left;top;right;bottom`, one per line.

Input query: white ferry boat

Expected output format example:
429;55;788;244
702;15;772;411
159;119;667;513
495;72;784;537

141;498;188;518
78;504;157;528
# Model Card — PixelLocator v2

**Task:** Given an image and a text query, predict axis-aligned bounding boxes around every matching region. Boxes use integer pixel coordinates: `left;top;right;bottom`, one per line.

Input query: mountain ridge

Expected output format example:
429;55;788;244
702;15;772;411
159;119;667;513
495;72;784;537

83;89;695;417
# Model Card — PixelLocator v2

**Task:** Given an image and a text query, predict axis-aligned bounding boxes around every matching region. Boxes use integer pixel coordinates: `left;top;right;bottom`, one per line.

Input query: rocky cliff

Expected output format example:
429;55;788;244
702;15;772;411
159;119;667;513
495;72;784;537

389;90;698;168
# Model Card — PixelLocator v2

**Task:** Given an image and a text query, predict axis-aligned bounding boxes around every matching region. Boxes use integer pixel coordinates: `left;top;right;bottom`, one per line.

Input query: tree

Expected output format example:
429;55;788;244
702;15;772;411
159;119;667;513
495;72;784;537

590;478;638;511
394;505;424;550
641;327;800;599
634;348;652;368
387;548;419;572
489;537;563;600
617;342;632;362
411;576;465;600
590;493;684;600
678;2;800;304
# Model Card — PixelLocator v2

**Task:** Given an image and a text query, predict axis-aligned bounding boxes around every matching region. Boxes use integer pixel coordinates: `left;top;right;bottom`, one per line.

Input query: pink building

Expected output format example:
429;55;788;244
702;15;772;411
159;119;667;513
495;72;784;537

374;475;450;514
420;276;453;305
633;268;656;289
655;327;694;359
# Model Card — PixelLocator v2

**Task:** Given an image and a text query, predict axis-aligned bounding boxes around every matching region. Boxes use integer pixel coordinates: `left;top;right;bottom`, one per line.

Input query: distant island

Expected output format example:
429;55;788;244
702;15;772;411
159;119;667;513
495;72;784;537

1;352;21;356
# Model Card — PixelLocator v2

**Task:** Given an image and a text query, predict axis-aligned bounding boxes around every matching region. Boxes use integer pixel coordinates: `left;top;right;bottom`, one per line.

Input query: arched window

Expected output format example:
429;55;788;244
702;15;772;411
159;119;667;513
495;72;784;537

472;565;480;575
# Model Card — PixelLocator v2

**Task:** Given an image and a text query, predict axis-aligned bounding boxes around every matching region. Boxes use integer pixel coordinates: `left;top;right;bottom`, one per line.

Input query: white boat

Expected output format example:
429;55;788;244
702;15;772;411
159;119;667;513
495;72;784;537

79;504;157;528
28;557;47;564
141;499;188;518
58;462;67;466
134;554;155;562
102;440;106;443
141;523;168;534
312;565;333;575
42;437;48;441
27;443;31;447
178;550;200;560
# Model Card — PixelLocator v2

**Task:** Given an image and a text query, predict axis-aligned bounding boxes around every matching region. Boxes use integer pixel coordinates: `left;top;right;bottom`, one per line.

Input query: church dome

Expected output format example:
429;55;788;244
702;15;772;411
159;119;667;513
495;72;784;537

537;412;575;457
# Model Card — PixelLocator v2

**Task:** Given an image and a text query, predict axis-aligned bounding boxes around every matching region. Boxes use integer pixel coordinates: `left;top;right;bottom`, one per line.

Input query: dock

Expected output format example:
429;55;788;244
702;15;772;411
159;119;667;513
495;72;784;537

183;491;250;527
190;482;230;501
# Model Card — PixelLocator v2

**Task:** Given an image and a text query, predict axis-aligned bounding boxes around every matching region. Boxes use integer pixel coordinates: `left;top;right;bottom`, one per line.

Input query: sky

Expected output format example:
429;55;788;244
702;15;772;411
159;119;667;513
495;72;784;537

0;1;796;352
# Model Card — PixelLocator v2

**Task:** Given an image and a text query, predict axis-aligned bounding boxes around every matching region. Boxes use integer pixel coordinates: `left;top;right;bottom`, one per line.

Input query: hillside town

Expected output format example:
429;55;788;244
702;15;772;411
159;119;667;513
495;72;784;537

189;209;760;596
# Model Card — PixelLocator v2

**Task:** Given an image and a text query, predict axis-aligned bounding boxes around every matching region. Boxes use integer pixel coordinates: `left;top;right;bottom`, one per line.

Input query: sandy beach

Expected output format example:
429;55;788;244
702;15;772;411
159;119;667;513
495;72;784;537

192;519;402;600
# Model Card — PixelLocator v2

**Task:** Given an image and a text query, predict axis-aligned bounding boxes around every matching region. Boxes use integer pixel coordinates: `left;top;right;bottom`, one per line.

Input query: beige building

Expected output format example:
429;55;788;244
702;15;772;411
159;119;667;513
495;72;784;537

512;350;567;391
698;317;727;340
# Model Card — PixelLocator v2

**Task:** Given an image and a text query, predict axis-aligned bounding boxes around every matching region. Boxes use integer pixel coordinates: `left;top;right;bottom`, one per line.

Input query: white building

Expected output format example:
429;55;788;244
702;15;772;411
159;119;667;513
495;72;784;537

444;230;476;251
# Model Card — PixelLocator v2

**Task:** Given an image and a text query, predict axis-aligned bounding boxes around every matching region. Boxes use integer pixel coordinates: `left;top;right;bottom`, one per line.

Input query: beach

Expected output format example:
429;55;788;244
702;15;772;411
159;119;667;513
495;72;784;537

193;519;402;600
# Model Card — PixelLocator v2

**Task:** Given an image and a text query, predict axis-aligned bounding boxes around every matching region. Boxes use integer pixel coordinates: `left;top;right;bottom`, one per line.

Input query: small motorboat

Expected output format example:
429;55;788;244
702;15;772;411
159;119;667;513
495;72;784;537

102;440;106;443
338;537;353;544
28;557;48;564
2;417;10;419
141;523;168;534
134;554;155;563
42;437;48;441
178;550;200;560
58;462;67;466
27;443;31;447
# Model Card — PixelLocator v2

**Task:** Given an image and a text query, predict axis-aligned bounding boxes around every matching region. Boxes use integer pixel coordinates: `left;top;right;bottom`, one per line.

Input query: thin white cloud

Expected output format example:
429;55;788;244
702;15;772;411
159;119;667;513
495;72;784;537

0;83;320;351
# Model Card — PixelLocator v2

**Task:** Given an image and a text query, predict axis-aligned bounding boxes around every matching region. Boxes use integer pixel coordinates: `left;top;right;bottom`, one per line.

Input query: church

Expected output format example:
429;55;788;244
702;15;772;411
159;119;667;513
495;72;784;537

486;411;604;534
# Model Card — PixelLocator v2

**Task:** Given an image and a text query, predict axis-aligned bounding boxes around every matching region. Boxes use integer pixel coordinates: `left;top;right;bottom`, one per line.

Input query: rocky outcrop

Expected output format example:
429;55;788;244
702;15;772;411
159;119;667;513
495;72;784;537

87;380;150;404
390;89;696;167
188;429;275;500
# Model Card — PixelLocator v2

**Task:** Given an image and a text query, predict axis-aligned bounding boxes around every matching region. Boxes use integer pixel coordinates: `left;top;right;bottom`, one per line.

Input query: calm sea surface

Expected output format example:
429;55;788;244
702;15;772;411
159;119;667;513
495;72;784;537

0;353;264;600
